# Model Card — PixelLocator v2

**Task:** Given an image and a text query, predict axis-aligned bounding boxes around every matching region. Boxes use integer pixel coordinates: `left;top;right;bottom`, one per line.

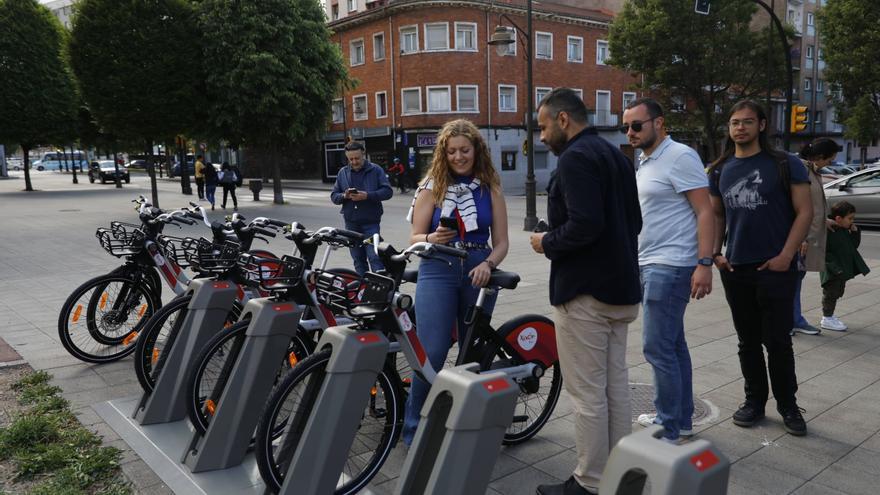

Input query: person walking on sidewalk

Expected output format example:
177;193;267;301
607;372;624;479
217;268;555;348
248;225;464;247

529;88;642;495
388;157;407;193
820;201;870;331
218;161;240;211
791;138;841;335
709;100;813;436
194;155;206;200
330;141;393;276
204;161;218;210
623;98;714;443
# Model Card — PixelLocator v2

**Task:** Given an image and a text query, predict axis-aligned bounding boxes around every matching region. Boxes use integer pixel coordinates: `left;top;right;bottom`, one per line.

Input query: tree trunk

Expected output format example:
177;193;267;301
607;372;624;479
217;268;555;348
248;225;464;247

22;145;33;192
272;144;284;204
70;145;79;184
861;146;868;170
146;139;159;207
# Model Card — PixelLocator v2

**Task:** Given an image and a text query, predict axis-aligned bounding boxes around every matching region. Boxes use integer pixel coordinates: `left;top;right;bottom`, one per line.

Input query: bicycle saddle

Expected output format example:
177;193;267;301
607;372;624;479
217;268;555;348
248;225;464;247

488;270;520;290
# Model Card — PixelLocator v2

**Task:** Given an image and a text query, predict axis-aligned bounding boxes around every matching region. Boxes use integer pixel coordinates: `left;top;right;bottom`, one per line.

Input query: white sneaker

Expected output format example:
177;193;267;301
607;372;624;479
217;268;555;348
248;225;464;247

820;316;847;331
637;413;658;428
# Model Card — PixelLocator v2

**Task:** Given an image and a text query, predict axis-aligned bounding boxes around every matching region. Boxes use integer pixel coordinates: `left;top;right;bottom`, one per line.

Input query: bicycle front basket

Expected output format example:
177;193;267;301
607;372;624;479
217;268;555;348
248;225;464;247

96;227;144;257
239;253;305;291
315;271;393;318
182;238;241;273
157;235;190;269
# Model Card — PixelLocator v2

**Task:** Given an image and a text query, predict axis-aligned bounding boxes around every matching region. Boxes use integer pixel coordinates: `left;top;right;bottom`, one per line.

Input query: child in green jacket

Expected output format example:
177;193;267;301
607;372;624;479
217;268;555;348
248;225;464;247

820;201;870;331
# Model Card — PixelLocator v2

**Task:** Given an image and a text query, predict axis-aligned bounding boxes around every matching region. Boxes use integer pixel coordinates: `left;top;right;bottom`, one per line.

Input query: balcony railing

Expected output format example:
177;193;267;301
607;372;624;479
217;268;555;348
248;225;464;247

589;111;619;128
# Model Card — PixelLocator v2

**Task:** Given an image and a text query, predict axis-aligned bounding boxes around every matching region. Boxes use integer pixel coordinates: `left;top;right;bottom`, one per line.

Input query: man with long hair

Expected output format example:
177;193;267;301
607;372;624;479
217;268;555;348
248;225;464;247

709;100;812;436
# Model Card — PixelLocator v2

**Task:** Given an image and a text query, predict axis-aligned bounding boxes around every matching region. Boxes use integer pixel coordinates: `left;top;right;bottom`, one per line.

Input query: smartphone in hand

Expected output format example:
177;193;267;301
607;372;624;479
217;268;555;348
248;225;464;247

439;216;457;230
533;218;550;233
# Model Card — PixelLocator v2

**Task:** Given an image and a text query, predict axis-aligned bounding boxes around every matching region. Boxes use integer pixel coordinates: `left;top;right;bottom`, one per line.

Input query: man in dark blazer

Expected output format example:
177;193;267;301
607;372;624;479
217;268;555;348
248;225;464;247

529;88;642;495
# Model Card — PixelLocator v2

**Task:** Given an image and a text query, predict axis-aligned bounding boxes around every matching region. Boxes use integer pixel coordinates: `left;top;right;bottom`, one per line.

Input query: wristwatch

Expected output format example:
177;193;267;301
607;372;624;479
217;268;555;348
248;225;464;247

697;257;714;266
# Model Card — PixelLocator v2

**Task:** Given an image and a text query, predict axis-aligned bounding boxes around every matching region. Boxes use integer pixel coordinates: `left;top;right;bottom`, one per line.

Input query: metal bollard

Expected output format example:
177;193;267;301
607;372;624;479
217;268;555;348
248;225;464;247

249;179;262;201
395;363;518;495
598;425;730;495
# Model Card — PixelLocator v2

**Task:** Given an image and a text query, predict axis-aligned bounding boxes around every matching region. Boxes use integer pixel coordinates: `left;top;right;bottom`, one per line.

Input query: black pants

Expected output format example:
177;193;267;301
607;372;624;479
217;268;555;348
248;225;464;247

195;177;205;199
720;265;799;410
221;185;237;208
822;278;846;316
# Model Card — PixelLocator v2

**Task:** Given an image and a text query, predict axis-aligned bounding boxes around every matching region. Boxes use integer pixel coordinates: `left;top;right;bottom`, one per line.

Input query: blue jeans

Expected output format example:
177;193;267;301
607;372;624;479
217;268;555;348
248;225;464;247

205;184;217;206
640;264;694;440
402;248;496;444
793;270;809;328
344;221;384;276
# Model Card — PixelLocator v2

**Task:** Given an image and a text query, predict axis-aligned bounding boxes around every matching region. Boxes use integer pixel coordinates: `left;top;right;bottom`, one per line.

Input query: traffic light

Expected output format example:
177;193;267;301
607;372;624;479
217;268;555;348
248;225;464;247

790;105;808;133
695;0;711;15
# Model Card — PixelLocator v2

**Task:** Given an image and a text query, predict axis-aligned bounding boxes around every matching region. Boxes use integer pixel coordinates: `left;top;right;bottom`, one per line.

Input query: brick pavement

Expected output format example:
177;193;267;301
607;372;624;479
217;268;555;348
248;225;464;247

1;172;880;494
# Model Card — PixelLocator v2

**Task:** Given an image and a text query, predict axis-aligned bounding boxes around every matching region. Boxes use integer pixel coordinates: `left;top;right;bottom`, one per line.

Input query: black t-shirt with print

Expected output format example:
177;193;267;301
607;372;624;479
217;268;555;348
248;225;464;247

709;151;809;265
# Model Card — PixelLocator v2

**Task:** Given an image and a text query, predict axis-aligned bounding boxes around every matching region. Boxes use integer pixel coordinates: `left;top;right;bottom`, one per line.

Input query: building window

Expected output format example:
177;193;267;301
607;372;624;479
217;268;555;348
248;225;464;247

352;94;368;121
806;45;814;59
807;12;814;25
498;85;517;112
622;91;637;110
425;23;449;51
816;79;824;93
350;39;365;66
594;90;613;126
456;85;478;112
571;88;583;101
347;0;356;13
535;87;552;107
535;32;553;59
534;150;548;169
567;36;583;63
498;28;516;56
375;91;387;119
332;99;344;123
427;86;451;113
815;110;823;125
401;26;419;54
373;33;385;61
804;77;812;91
455;22;477;51
818;47;824;60
596;40;609;65
331;4;339;20
402;87;422;114
501;150;517;171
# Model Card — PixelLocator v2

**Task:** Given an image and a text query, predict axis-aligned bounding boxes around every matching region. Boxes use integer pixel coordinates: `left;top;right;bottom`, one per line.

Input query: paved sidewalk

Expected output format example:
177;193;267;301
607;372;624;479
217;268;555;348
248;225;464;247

1;174;879;494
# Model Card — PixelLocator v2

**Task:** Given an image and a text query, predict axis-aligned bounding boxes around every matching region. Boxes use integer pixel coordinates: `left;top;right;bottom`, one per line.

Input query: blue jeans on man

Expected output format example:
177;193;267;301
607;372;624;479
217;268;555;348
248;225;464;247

402;249;496;444
344;221;384;276
640;263;695;440
793;270;810;328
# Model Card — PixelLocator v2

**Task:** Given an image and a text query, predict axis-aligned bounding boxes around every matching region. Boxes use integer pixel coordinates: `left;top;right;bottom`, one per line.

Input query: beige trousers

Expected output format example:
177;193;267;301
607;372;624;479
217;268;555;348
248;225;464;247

554;294;639;491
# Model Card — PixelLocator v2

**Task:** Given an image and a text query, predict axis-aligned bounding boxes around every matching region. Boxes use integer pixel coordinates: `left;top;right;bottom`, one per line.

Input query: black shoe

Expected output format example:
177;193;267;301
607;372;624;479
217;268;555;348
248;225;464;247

732;402;765;427
779;406;807;436
536;476;596;495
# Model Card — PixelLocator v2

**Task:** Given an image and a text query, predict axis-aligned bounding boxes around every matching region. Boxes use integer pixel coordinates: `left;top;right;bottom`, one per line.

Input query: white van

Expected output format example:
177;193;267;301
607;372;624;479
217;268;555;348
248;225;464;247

32;151;89;171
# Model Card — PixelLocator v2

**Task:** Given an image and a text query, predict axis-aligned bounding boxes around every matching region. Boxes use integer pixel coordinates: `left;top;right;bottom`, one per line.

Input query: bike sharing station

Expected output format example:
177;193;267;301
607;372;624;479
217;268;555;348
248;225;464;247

92;246;731;494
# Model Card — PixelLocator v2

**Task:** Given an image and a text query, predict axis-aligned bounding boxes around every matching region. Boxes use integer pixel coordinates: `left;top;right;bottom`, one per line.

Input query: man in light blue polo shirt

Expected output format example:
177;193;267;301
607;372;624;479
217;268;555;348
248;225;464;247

622;98;715;442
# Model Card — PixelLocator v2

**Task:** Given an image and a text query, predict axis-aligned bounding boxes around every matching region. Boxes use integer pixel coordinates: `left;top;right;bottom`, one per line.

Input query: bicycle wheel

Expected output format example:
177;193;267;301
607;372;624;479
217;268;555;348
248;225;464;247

186;321;312;435
58;273;160;363
255;350;403;494
133;295;192;392
479;315;563;445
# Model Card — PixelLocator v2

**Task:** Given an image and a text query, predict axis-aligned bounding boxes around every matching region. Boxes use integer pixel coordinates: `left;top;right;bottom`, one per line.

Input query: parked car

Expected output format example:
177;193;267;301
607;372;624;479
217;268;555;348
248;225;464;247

170;162;195;178
88;160;130;184
824;167;880;226
32;151;88;171
6;157;22;171
824;164;858;176
127;159;148;169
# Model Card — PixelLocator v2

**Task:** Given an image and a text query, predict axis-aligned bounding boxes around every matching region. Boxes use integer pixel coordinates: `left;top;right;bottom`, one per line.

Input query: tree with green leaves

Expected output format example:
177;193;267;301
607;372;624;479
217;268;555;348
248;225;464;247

0;0;78;191
608;0;792;159
818;0;880;167
69;0;201;204
198;0;349;204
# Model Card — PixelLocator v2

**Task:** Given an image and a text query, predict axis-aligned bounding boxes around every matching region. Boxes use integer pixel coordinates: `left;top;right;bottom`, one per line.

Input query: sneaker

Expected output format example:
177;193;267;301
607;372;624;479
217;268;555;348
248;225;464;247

637;413;658;428
779;406;807;436
536;476;597;495
732;402;765;427
820;316;847;332
793;324;821;335
679;427;694;437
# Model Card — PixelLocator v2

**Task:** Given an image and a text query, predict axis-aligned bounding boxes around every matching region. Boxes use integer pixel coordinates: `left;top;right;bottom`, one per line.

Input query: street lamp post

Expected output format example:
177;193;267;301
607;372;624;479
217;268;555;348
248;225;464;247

489;1;538;231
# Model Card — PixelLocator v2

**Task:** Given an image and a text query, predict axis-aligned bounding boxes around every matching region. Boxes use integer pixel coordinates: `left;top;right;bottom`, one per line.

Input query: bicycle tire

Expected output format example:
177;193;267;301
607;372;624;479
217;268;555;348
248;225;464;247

255;349;403;494
186;321;312;435
479;314;562;445
58;273;160;364
133;295;192;392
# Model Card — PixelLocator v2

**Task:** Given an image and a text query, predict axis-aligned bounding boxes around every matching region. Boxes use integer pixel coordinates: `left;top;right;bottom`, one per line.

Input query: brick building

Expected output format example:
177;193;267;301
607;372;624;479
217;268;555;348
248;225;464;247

322;0;640;193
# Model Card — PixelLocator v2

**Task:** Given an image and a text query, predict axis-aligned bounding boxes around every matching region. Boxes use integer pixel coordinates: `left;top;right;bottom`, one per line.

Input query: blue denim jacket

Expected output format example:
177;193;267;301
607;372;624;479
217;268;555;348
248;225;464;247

330;162;393;223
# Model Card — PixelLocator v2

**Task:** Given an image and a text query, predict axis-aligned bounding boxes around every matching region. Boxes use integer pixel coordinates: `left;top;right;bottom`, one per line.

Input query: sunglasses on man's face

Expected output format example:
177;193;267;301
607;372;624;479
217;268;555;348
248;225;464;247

619;116;657;134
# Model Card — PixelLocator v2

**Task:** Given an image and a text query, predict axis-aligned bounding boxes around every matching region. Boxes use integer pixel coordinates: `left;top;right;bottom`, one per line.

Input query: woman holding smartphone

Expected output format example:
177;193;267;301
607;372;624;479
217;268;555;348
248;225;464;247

403;119;509;444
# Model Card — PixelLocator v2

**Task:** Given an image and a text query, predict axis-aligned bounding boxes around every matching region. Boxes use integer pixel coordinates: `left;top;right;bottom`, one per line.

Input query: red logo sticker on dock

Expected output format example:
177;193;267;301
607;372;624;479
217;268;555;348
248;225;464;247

357;334;381;344
213;282;230;289
482;378;510;393
690;450;719;472
273;304;295;312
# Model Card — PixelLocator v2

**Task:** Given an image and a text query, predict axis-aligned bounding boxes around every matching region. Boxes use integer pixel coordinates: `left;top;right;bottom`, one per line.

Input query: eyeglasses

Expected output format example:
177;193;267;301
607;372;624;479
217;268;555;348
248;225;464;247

728;118;758;128
619;117;657;134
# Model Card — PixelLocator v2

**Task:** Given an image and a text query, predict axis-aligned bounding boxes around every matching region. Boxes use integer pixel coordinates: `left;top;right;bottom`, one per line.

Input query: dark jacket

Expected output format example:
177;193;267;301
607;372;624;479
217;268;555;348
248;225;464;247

821;227;870;284
330;161;393;224
541;127;642;306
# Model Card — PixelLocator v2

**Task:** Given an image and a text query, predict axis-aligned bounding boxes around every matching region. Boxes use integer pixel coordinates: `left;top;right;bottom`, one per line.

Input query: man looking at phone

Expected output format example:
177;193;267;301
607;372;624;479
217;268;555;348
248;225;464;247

330;141;394;275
